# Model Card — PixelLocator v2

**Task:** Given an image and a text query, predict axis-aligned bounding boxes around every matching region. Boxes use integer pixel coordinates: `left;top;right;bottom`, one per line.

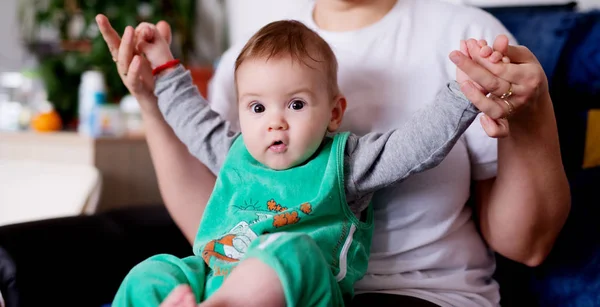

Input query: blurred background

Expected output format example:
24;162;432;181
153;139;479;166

0;0;598;226
0;1;599;306
0;0;600;225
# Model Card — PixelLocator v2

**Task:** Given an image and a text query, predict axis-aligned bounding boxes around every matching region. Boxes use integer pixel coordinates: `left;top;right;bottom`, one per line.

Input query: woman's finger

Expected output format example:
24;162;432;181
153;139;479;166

492;34;510;55
139;56;155;94
125;55;143;94
502;45;537;64
117;26;135;77
450;50;510;97
460;80;507;120
157;20;173;45
480;115;510;138
95;14;121;60
126;55;156;101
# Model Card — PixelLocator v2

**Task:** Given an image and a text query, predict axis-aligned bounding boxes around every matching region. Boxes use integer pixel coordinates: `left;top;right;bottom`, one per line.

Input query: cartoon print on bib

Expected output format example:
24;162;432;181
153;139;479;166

201;199;313;269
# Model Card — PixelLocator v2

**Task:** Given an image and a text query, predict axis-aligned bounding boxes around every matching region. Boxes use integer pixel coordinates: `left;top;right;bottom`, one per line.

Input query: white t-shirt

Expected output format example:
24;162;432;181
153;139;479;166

208;1;515;306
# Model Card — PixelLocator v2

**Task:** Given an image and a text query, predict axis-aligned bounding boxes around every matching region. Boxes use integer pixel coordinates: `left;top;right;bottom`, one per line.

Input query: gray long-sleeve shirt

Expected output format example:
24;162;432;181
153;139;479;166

156;66;479;215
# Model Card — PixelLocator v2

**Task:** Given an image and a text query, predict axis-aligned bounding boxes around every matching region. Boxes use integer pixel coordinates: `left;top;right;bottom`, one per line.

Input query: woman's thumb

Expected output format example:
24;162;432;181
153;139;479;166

156;21;172;45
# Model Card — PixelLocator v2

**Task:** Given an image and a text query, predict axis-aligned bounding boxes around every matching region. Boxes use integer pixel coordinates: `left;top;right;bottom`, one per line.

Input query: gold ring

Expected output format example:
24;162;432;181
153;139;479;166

500;85;513;99
503;99;515;117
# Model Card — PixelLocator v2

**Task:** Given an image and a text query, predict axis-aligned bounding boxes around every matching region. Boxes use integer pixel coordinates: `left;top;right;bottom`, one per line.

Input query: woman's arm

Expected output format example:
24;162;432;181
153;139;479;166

155;66;239;175
453;39;571;266
96;15;215;243
475;90;570;267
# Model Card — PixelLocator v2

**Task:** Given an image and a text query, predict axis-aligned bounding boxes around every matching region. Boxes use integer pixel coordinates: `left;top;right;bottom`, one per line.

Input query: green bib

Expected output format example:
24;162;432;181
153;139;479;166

193;132;373;293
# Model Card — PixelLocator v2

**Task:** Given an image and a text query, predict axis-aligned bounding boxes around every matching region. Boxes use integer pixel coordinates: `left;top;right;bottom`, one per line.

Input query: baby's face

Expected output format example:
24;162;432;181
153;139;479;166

236;57;336;170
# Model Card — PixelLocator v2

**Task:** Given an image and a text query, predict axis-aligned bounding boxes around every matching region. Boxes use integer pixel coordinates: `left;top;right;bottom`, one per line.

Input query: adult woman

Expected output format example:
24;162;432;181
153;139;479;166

97;0;570;305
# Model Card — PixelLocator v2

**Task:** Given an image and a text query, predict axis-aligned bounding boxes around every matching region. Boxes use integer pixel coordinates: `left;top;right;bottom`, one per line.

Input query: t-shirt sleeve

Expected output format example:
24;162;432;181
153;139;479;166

155;66;240;175
344;81;480;203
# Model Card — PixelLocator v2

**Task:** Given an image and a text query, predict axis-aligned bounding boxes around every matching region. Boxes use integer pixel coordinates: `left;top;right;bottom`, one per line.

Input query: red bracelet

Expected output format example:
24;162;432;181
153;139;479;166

152;59;181;76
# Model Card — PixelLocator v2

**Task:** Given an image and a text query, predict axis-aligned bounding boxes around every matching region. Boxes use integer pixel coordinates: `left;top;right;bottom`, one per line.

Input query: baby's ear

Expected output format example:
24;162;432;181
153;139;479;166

328;95;347;132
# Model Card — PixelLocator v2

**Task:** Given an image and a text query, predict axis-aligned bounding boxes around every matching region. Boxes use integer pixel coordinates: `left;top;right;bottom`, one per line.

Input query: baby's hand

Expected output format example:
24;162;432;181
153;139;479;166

455;38;511;138
134;22;175;70
476;39;511;64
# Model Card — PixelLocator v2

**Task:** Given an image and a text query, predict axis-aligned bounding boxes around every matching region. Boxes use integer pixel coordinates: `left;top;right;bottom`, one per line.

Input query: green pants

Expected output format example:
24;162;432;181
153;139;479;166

113;232;345;306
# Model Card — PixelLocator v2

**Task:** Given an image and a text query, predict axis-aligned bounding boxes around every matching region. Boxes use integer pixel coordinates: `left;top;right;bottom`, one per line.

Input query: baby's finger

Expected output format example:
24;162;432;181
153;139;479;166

489;51;504;63
460;40;469;56
135;22;155;42
143;27;154;42
480;46;493;58
478;39;488;47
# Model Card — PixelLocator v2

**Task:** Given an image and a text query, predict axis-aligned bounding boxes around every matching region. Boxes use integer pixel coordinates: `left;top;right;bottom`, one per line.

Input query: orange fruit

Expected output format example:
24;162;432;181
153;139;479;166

31;110;63;132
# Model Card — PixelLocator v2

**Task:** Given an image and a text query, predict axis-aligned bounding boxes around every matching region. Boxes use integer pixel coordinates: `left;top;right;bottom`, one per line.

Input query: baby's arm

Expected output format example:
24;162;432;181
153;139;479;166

155;66;239;175
133;22;239;174
344;81;479;200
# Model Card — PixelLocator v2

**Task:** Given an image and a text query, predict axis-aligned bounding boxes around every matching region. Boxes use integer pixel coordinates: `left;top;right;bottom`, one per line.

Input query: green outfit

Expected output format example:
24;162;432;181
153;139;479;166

112;66;479;306
114;133;373;306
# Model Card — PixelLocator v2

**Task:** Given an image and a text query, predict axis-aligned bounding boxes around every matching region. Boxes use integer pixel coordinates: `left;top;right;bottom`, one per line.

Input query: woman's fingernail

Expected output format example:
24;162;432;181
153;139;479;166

132;56;139;66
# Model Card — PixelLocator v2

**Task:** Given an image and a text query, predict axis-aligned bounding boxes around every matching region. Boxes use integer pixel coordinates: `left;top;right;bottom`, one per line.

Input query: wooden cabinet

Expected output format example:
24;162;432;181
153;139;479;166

0;131;162;212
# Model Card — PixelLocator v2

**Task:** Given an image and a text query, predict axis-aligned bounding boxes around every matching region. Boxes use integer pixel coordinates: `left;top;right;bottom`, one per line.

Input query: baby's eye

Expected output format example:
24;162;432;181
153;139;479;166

251;103;265;113
289;99;305;111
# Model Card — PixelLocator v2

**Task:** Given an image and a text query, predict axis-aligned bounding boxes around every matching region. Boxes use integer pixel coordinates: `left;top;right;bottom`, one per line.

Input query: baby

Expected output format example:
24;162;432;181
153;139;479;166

112;20;502;307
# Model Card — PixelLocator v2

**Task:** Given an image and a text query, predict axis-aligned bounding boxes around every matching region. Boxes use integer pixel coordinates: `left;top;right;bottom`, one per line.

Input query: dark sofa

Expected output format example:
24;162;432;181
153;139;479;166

1;3;599;307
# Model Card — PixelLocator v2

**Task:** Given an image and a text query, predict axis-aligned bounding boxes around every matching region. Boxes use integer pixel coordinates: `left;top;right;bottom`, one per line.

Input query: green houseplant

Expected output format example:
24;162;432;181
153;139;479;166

18;0;196;128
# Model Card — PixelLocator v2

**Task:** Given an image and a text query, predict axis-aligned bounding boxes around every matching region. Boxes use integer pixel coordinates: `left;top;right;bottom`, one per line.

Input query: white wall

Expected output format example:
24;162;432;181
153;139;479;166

575;0;600;10
0;0;29;71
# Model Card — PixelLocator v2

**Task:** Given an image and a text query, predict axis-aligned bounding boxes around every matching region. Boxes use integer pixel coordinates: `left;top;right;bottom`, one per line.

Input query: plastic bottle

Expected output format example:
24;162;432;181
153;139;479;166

120;94;144;136
78;70;106;136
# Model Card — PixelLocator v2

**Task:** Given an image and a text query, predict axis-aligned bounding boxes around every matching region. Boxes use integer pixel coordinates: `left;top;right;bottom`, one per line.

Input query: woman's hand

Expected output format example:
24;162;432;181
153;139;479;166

95;14;172;115
450;35;549;131
453;35;570;266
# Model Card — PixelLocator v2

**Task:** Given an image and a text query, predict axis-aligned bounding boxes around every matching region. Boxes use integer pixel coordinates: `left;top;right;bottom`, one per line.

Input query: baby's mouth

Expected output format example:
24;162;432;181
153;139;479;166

269;140;287;153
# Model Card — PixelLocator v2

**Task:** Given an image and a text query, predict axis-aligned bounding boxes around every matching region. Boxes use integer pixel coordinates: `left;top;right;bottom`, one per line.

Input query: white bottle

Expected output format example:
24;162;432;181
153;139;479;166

78;70;106;136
